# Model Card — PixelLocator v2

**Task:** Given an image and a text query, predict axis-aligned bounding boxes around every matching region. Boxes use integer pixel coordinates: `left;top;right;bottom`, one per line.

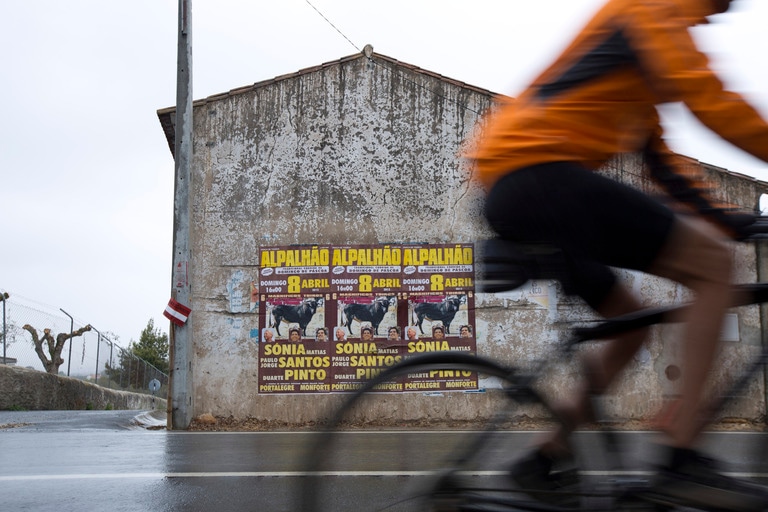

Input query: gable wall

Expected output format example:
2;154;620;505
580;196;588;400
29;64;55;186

167;54;768;425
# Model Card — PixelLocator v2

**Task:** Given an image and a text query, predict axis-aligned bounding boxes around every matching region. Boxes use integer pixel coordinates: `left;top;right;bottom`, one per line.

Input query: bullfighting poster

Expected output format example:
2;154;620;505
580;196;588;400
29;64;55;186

329;245;404;392
255;243;476;394
403;243;478;391
257;245;332;394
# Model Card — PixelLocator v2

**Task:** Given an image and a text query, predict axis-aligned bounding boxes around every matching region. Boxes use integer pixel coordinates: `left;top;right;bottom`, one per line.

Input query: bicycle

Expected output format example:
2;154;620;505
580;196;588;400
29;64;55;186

300;232;768;512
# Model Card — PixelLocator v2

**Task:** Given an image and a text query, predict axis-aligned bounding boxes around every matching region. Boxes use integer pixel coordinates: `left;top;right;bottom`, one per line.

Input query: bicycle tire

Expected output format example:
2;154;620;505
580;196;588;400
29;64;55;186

299;351;562;512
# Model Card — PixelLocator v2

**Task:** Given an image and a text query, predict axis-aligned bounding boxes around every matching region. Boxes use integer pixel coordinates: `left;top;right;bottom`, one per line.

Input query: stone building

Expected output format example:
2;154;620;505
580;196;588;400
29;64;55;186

158;47;768;427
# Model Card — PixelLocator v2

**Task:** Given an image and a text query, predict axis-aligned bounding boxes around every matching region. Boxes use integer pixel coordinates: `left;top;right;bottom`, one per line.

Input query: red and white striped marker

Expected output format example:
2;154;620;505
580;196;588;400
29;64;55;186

164;298;192;326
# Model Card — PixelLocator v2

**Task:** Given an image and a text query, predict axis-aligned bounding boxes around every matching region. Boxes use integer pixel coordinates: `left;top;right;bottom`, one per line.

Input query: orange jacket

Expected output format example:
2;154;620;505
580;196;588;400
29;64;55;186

469;0;768;209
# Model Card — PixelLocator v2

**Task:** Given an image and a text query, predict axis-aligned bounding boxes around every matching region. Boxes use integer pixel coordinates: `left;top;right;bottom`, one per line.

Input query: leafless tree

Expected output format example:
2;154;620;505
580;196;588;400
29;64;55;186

22;324;92;374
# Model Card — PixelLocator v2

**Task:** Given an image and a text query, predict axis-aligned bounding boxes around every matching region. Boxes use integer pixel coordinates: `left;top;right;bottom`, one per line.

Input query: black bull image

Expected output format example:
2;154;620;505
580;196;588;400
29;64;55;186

342;296;395;335
412;295;465;334
269;298;321;336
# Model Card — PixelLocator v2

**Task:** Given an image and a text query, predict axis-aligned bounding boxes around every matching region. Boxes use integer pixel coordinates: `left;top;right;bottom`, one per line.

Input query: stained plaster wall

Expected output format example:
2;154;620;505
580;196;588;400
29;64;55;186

159;50;768;426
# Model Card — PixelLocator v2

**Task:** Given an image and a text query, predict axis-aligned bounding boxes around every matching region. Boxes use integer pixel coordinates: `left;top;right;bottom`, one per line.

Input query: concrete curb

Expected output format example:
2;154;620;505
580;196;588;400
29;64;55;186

132;409;168;430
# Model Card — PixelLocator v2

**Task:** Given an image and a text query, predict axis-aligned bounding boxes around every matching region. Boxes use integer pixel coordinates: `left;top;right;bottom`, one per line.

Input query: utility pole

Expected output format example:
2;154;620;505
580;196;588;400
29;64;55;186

169;0;194;430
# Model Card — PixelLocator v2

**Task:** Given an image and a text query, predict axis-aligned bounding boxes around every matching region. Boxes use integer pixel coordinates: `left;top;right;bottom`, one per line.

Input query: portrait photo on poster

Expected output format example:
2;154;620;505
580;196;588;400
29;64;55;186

262;327;276;343
387;325;401;341
333;325;348;342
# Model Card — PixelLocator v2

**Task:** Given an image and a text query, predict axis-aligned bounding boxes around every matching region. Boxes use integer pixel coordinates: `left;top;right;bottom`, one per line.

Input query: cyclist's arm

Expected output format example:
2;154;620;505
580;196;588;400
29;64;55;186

622;0;768;163
644;127;754;239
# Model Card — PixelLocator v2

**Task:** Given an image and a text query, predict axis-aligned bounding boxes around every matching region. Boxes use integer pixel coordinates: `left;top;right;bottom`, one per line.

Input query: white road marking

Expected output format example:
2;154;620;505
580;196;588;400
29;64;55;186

3;469;767;481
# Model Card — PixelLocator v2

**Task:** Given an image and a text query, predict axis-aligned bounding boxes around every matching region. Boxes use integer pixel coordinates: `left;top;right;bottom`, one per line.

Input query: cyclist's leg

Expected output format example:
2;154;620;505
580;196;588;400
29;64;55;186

537;282;649;457
487;163;767;509
614;215;768;510
485;163;670;453
571;205;734;450
647;214;733;447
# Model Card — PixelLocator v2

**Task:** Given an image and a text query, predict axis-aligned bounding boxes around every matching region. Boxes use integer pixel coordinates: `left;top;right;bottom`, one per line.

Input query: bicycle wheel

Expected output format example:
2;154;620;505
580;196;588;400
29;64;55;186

299;352;562;512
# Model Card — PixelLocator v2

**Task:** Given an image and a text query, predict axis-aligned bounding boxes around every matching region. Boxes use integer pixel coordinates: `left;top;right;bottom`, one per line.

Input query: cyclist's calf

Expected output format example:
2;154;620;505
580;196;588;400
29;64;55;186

651;215;733;290
649;215;734;448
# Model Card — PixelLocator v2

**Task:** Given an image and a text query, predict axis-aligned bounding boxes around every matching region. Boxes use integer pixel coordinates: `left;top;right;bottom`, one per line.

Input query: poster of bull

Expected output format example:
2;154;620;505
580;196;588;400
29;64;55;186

329;244;403;344
329;294;403;393
402;242;475;339
257;245;332;394
402;293;478;392
266;297;326;340
402;243;478;391
327;244;405;392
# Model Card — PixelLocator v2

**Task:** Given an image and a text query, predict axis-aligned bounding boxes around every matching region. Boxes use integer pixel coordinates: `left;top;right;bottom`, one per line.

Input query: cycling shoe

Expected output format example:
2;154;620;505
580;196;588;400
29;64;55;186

509;448;580;507
647;447;768;512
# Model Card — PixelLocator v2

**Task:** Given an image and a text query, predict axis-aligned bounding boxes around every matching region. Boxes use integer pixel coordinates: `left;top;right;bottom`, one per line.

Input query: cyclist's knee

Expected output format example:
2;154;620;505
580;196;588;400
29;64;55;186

596;283;644;318
703;238;733;286
652;216;733;288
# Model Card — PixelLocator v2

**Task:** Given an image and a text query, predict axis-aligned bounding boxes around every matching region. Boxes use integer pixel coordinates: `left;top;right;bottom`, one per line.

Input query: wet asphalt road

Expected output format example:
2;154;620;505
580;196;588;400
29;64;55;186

1;410;307;511
2;410;768;511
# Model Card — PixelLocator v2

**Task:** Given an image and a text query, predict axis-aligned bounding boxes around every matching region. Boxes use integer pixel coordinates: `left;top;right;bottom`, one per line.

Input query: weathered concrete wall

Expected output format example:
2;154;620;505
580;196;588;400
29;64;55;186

0;364;166;412
158;50;768;426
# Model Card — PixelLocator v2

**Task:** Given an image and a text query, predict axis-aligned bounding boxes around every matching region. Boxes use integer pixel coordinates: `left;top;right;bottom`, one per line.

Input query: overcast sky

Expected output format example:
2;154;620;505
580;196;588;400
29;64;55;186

1;0;767;346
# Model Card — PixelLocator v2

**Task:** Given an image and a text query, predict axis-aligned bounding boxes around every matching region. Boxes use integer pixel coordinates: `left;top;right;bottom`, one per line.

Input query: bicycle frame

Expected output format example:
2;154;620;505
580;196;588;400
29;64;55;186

547;281;768;486
302;279;768;511
568;281;768;414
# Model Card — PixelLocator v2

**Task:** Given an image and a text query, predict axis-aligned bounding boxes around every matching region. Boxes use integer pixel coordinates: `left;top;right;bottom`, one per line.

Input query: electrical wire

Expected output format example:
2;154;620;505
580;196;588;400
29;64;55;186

304;0;361;53
303;0;484;116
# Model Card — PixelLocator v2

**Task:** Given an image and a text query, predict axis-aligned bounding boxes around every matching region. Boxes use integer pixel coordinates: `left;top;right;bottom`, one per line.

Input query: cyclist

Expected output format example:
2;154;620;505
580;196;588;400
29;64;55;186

468;0;768;509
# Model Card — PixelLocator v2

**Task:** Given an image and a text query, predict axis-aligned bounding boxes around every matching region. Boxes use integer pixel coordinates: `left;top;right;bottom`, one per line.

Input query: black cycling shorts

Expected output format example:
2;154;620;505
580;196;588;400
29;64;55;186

485;162;675;310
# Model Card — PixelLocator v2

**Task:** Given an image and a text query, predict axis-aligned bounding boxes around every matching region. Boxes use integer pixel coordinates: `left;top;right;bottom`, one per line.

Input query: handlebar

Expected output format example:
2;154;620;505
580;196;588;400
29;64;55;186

569;282;768;343
741;214;768;240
